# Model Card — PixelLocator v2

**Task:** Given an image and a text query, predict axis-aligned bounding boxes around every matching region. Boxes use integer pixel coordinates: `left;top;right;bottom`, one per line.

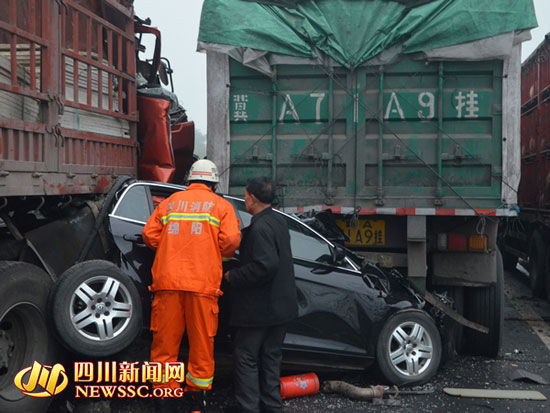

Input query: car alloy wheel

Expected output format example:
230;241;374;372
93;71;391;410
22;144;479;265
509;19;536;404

376;309;441;385
70;275;133;341
387;320;434;377
50;260;142;357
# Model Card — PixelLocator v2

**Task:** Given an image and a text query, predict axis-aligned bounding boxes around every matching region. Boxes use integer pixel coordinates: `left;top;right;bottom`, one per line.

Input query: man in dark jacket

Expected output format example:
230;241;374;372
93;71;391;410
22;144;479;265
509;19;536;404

224;177;298;413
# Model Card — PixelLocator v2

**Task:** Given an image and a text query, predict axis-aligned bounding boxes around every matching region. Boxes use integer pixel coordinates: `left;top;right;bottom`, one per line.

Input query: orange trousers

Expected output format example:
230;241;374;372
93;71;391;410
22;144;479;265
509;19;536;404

150;291;219;391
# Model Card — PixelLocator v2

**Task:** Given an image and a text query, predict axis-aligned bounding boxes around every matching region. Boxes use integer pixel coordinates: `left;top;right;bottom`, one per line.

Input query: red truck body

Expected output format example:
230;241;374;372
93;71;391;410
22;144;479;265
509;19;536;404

0;0;138;195
501;34;550;301
0;0;193;197
520;36;550;211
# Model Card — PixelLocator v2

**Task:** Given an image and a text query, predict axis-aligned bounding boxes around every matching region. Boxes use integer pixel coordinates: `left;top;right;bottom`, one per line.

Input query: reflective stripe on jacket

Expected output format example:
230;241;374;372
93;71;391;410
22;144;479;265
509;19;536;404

142;183;241;294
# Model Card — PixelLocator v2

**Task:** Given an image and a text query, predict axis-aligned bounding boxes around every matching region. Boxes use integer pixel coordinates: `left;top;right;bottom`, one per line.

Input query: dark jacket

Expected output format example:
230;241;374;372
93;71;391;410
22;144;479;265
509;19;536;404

228;207;298;327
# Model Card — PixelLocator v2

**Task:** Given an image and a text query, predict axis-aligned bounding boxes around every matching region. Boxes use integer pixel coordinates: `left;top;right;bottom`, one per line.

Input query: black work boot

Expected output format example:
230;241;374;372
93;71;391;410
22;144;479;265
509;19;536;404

187;390;207;413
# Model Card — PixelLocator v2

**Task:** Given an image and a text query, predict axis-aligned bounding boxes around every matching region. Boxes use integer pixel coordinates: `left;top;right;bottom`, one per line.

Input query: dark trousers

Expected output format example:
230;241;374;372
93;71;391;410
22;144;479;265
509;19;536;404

233;325;287;413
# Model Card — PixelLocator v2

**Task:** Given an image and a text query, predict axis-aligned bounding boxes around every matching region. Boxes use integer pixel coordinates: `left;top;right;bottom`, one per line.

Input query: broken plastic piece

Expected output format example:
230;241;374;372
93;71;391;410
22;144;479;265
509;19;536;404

510;369;549;385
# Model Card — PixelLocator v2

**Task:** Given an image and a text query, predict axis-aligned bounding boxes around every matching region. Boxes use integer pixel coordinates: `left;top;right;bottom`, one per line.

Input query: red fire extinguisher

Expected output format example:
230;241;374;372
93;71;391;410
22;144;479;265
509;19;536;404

280;373;320;400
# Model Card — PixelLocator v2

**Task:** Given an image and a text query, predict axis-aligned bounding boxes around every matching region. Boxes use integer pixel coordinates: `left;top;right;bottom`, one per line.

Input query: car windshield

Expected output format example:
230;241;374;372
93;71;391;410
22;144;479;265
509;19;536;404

230;199;336;264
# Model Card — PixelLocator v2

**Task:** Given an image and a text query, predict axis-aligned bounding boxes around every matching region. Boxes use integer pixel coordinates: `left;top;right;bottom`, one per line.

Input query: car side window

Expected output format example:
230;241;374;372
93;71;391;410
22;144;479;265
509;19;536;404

112;185;151;222
231;199;331;263
285;217;332;263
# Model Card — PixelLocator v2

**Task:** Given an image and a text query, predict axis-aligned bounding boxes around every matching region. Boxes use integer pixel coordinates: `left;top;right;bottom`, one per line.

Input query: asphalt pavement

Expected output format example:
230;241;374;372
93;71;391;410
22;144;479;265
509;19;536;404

55;266;550;413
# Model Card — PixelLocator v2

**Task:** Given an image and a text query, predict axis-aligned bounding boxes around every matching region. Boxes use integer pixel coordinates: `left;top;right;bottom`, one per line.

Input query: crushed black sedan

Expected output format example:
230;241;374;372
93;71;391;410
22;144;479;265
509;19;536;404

49;179;442;385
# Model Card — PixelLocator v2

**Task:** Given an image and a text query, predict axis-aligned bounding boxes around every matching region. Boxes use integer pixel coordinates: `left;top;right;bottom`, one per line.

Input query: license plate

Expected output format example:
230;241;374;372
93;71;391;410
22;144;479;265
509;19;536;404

336;219;386;247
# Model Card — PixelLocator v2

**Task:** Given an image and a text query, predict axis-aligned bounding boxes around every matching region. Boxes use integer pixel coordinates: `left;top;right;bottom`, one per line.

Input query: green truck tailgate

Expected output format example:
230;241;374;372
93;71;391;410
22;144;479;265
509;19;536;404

228;58;503;210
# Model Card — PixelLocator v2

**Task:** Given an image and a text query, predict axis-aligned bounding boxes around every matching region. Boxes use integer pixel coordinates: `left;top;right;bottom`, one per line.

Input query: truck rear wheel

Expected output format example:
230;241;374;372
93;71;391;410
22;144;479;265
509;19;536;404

463;250;504;357
0;262;57;413
528;232;547;298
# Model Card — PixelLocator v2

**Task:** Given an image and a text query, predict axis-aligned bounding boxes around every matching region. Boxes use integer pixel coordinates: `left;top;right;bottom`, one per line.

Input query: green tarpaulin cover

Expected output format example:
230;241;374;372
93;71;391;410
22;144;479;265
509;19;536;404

199;0;537;68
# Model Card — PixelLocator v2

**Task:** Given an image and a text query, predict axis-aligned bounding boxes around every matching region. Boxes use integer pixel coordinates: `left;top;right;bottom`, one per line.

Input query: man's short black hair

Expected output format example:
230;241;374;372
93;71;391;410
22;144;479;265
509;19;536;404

246;177;275;204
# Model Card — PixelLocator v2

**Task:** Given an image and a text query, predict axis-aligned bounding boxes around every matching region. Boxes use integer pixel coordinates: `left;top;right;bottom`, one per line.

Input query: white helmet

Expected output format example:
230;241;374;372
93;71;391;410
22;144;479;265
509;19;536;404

188;159;219;183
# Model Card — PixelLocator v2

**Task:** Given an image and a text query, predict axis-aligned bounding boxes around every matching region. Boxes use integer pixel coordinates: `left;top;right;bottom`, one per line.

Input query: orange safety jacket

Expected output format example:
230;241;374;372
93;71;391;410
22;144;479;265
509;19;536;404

142;183;241;294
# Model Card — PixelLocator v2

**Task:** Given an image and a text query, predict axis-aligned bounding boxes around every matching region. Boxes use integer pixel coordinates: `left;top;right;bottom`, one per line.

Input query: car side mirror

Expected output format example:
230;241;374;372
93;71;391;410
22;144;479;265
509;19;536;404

311;266;332;275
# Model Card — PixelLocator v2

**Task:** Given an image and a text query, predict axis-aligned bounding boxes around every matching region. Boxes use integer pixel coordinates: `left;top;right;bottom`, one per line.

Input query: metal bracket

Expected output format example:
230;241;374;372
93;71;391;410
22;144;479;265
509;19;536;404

47;92;65;115
441;145;481;161
31;172;42;186
382;144;418;161
425;291;488;334
0;170;9;186
46;123;64;147
0;211;56;281
85;200;111;255
248;145;273;161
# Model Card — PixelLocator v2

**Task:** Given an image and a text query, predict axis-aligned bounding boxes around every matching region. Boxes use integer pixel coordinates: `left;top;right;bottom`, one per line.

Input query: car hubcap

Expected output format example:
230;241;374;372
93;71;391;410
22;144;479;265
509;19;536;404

388;321;433;377
70;276;133;341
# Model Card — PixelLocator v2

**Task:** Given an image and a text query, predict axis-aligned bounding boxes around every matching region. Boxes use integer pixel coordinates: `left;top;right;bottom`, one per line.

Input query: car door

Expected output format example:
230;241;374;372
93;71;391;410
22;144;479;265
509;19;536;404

108;182;183;304
228;199;377;367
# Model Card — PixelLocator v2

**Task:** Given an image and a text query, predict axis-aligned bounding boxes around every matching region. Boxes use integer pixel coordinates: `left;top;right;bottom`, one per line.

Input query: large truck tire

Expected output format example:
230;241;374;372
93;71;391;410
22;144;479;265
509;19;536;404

0;262;58;413
528;231;547;298
463;250;504;357
50;260;142;357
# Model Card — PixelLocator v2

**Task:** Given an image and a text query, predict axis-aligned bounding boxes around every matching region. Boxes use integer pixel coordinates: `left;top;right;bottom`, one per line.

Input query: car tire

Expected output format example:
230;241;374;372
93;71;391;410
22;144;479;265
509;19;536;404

463;250;504;357
0;261;58;413
528;232;546;298
50;260;142;357
376;309;442;386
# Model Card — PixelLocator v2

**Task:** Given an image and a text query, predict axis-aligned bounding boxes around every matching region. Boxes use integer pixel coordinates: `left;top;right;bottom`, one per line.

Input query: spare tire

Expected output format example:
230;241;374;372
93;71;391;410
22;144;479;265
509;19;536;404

50;260;142;357
0;261;58;413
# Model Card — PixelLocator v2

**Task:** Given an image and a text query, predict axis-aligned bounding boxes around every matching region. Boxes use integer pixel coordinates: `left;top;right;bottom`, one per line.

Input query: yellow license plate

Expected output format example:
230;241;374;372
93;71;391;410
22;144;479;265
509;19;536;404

336;219;386;247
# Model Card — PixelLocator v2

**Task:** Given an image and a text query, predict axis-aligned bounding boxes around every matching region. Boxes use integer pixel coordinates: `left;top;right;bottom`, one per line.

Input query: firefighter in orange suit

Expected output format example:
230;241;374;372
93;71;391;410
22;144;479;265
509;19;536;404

142;159;241;412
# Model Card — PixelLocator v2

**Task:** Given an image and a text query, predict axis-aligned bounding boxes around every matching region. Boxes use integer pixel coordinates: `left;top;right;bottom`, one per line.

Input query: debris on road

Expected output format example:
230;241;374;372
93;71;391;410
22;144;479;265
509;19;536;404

322;381;385;400
383;385;436;396
509;369;549;385
372;397;402;407
443;388;547;400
